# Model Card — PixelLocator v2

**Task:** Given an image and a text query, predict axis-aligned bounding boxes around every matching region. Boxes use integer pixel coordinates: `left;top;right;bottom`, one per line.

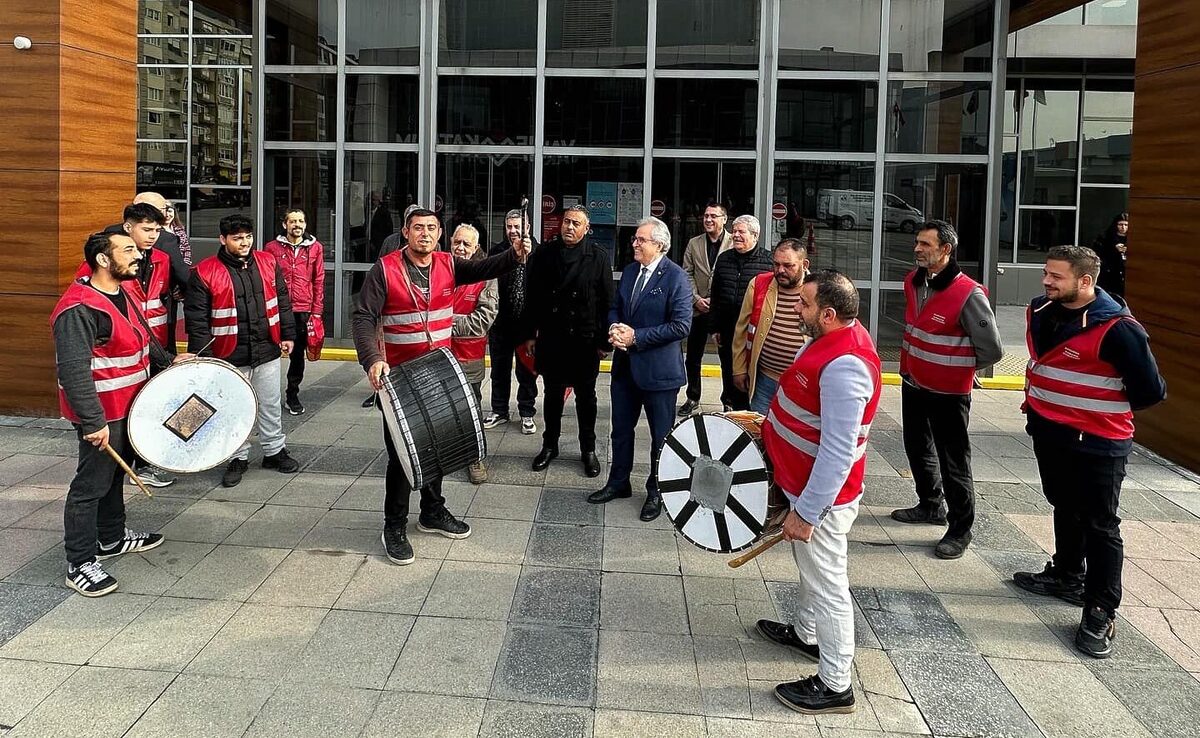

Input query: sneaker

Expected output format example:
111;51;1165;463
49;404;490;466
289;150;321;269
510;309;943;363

774;674;855;715
467;461;488;485
677;399;700;417
520;417;537;435
1076;606;1116;658
890;503;947;525
96;528;164;561
934;533;972;560
381;527;415;565
222;458;249;488
66;560;119;597
417;508;472;539
755;619;820;662
362;394;377;409
286;397;305;415
132;466;175;488
262;448;300;473
1012;562;1085;607
482;412;509;429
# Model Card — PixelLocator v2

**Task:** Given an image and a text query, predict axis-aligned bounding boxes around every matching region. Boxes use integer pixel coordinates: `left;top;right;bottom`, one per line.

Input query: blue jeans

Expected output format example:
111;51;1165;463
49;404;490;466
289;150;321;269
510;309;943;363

750;371;780;415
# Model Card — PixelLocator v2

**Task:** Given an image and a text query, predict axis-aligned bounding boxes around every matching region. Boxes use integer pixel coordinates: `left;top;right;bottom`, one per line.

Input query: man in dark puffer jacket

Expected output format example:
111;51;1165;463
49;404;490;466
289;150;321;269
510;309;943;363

709;214;773;410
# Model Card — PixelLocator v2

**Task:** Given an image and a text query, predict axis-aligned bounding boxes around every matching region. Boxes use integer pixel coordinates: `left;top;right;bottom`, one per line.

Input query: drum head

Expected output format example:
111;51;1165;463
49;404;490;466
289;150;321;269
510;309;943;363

127;358;258;474
658;413;771;553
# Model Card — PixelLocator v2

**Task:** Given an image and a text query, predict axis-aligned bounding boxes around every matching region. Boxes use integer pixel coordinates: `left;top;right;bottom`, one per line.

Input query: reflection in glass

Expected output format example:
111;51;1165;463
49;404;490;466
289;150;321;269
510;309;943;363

999;136;1018;262
438;77;534;146
652;160;755;263
140;36;188;65
264;74;336;142
546;0;648;68
1018;208;1075;264
878;289;911;362
545;77;646;147
346;1;420;66
656;0;760;69
138;68;187;140
140;1;189;34
241;70;254;186
346;75;420;143
264;152;336;259
778;0;881;71
1019;86;1079;206
439;0;537;67
776;80;877;152
655;79;757;149
344;152;419;263
266;0;337;65
138;143;187;202
771;161;875;280
1081;89;1133;185
188;187;252;241
193;0;252;34
886;81;990;156
542;156;644;269
1085;0;1138;26
888;0;993;73
437;155;533;251
192;36;252;65
1078;187;1129;254
192;67;242;184
883;163;988;280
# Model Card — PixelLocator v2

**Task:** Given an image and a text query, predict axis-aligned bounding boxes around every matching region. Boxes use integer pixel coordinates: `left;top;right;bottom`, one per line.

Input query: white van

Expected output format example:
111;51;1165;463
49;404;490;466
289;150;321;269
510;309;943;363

817;189;923;232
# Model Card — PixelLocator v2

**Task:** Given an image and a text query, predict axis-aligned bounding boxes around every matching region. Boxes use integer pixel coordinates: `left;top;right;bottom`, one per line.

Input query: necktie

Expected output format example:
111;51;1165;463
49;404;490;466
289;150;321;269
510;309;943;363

631;267;649;307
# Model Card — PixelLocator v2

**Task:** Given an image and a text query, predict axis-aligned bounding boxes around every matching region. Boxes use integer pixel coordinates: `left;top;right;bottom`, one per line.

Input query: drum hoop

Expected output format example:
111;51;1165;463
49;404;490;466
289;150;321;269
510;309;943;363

381;370;424;488
439;347;487;461
127;356;259;475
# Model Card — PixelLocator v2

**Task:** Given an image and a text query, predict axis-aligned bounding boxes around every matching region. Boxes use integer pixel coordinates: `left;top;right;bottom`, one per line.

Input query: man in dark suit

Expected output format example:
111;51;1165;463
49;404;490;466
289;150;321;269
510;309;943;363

592;216;692;521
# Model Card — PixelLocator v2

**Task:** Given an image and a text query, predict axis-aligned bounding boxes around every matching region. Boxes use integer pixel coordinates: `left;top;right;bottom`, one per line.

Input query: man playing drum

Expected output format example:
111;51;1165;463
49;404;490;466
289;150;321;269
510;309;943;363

755;270;881;714
52;232;195;596
351;208;528;566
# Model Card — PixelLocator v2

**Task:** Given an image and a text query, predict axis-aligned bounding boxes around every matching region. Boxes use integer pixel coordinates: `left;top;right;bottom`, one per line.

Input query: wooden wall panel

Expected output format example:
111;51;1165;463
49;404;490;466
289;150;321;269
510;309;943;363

0;171;61;296
0;48;60;171
0;6;61;45
1124;197;1200;340
1135;0;1200;76
0;295;62;415
59;47;137;174
1010;0;1088;32
1129;66;1200;200
57;170;137;284
59;0;138;61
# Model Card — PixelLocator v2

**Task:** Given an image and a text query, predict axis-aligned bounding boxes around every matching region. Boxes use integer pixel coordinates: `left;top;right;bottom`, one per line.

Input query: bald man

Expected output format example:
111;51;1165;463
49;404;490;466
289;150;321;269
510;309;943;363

109;193;190;344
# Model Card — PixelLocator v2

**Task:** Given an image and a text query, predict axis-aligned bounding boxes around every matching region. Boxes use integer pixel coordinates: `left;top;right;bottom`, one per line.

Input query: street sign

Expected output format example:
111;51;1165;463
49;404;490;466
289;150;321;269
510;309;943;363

650;199;666;217
541;194;556;214
772;202;788;221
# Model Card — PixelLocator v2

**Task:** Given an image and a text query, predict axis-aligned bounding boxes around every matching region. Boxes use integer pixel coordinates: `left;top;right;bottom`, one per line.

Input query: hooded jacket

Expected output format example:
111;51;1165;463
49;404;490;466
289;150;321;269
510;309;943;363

265;234;325;315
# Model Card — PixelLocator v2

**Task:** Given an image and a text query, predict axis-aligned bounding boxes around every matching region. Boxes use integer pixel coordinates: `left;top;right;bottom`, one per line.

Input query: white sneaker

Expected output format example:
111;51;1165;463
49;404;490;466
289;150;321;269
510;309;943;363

131;467;175;488
482;413;509;429
521;417;537;435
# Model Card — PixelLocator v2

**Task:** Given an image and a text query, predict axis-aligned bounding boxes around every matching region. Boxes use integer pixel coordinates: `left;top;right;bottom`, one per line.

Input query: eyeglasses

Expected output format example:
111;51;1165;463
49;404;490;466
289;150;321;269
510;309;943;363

702;213;725;220
631;236;657;246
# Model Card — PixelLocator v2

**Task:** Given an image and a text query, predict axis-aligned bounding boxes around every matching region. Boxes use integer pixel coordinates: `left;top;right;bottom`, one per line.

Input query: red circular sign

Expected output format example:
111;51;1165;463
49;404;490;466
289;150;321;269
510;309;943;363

434;195;444;213
541;194;556;214
772;202;788;221
650;199;666;217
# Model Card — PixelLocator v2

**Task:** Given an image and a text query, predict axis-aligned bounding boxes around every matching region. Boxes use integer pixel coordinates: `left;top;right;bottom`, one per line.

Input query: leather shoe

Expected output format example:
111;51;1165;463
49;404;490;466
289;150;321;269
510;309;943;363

588;483;632;504
640;494;663;522
532;447;558;471
582;451;601;478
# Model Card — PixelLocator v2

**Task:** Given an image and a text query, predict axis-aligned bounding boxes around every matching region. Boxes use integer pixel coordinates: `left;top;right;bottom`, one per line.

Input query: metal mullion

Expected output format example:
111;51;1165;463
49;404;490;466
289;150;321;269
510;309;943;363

1079;182;1132;189
262;141;337;151
138;64;189;68
654;69;757;79
424;0;438;206
887;72;993;82
755;0;777;232
777;70;879;81
1017;204;1076;211
185;0;194;214
333;0;347;338
436;144;536;156
882;153;990;165
642;0;656;223
254;0;264;245
534;0;547;241
653;148;756;160
345;66;420;75
344;142;420;153
868;0;891;341
436;67;536;77
236;68;244;185
190;184;249;189
544;67;645;78
774;150;875;162
981;0;1010;372
543;146;642;158
1073;76;1085;247
1010;78;1024;265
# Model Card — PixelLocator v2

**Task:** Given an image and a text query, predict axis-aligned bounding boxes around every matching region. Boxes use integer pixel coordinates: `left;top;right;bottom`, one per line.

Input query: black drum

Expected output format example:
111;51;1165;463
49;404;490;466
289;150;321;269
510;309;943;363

379;348;486;489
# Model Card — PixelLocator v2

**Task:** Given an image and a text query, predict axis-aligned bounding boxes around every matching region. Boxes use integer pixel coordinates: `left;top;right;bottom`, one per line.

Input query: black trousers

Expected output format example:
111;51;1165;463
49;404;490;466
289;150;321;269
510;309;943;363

488;330;538;419
717;330;749;411
541;356;601;453
65;419;130;565
901;381;975;539
380;406;448;530
684;312;711;403
286;311;310;401
1033;438;1126;616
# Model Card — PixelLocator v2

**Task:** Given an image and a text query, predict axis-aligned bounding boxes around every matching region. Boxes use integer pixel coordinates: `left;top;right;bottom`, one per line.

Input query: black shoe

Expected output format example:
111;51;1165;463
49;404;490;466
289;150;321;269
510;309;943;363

263;448;300;473
362;394;377;409
1013;562;1085;607
222;458;249;488
588;483;633;504
582;451;601;478
755;619;820;662
381;527;414;565
890;503;947;525
416;508;472;539
66;559;118;597
639;494;663;522
532;447;558;471
934;533;972;560
286;397;305;415
1076;606;1116;659
677;399;700;417
97;528;164;561
774;674;855;715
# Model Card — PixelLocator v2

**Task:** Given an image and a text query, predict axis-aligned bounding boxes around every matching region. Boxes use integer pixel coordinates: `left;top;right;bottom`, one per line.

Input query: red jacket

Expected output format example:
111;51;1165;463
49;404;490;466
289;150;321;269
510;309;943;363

75;248;173;347
265;235;325;315
451;281;489;363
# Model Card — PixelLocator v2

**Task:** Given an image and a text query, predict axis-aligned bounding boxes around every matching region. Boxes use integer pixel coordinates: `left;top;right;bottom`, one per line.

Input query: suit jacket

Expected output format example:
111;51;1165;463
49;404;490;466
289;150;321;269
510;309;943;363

681;231;734;310
609;256;692;391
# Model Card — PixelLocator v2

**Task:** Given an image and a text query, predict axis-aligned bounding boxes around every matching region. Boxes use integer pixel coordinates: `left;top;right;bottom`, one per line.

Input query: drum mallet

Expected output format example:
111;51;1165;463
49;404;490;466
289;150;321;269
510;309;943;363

102;444;154;498
727;530;785;569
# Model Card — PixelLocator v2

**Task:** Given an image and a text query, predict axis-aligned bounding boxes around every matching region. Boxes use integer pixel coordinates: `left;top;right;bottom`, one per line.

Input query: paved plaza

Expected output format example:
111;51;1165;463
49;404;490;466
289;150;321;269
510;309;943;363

1;361;1199;737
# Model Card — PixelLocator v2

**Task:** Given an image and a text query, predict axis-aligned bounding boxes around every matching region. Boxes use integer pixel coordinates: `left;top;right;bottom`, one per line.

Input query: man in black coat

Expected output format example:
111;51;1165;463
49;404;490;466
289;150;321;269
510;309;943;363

523;205;613;478
709;214;773;410
483;207;541;434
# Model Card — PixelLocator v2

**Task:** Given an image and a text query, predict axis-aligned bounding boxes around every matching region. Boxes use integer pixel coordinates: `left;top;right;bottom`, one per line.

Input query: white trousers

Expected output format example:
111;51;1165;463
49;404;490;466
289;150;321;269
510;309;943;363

789;499;859;692
235;358;286;460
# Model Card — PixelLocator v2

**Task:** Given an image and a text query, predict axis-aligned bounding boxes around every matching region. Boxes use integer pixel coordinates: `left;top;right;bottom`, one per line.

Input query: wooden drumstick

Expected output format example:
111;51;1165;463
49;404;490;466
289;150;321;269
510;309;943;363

727;530;785;568
102;444;153;498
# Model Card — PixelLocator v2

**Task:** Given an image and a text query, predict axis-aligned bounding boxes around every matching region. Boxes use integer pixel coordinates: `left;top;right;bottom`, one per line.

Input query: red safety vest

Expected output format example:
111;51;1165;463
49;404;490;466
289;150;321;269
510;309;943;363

50;281;151;423
762;320;881;507
194;251;281;359
450;281;489;363
381;250;456;366
75;247;173;346
743;272;775;354
1024;310;1134;440
899;270;980;395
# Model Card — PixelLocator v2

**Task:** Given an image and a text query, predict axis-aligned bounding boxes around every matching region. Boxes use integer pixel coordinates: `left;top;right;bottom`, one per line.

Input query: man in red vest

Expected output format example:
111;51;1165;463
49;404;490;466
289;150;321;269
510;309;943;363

448;223;498;485
1014;245;1165;659
890;220;1002;560
53;232;195;596
186;214;300;488
352;208;527;566
756;269;881;715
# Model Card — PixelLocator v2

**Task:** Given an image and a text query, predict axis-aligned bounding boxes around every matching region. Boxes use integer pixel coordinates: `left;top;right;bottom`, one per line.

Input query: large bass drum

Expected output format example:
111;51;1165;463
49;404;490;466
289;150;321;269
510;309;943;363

127;357;258;473
658;412;785;553
378;348;486;489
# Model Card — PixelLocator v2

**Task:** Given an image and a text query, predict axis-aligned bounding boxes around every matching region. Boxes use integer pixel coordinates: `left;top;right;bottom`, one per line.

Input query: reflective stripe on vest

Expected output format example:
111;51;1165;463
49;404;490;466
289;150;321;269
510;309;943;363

195;252;283;358
380;251;457;366
899;270;980;394
744;272;774;348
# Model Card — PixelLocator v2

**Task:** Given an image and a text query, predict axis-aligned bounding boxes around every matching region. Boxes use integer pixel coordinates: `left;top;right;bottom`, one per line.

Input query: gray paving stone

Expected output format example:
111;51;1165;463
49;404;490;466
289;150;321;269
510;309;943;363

18;433;77;457
467;484;543;521
0;592;153;664
334;555;442;614
537;487;605;525
845;542;929;591
1090;666;1200;738
332;476;384;511
769;581;881;650
891;651;1041;738
492;623;597;706
185;603;326;681
860;476;921;508
706;717;820;737
0;455;62;488
601;571;689;634
0;529;61;582
422;560;519;620
363;450;388;477
512;566;601;627
1030;601;1179;670
90;596;240;671
387;616;506;697
900;545;1013;597
244;682;380;738
93;540;216;596
270;472;357;508
970;510;1043;552
224;504;325;548
974;481;1052;514
597;631;701;714
125;674;275;738
593;709;706;737
0;658;77;729
157;499;263;543
249;549;364;608
479;702;593;738
853;648;929;735
361;691;486;738
527;523;603;569
989;658;1152;738
6;498;65;532
855;587;973;654
7;665;172;738
166;544;288;601
292;609;414;689
200;471;288;504
121;494;196;533
0;486;60;526
297;509;385;555
939;593;1076;661
305;445;380;475
13;458;74;488
446;518;532;565
602;526;682;575
694;635;752;718
482;455;548;488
